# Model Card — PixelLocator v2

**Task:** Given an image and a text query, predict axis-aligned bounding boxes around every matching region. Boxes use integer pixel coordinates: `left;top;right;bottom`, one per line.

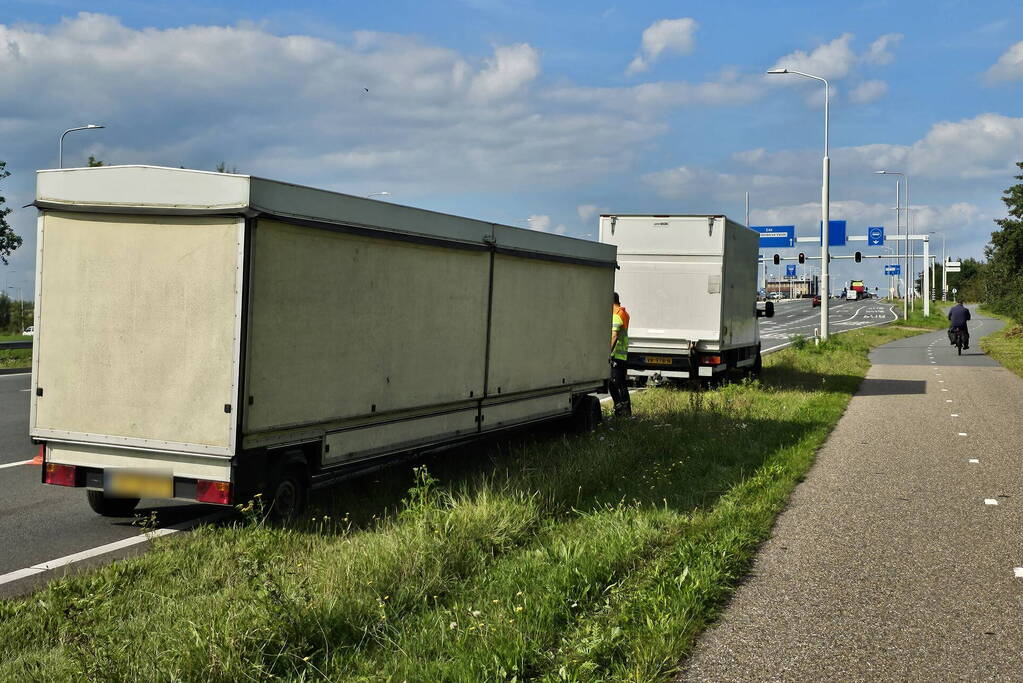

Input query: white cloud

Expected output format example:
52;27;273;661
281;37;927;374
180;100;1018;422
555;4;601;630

527;214;551;231
770;33;858;80
577;204;599;221
626;17;698;75
469;43;540;101
849;80;888;104
863;33;903;66
908;113;1023;178
642;165;790;201
985;40;1023;83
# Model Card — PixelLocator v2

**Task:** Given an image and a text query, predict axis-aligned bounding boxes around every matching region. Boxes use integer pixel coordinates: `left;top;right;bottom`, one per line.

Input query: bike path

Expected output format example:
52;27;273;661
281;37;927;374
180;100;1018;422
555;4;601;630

684;309;1023;680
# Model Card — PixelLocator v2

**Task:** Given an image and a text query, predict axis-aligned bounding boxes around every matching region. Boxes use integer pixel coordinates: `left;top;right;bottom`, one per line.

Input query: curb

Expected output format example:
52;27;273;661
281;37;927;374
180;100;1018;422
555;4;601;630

0;367;30;376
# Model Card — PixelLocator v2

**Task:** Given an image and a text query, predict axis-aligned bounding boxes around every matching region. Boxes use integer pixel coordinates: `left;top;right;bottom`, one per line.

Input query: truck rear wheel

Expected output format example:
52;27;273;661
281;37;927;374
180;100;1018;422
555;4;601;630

268;466;308;522
86;490;140;517
749;351;763;380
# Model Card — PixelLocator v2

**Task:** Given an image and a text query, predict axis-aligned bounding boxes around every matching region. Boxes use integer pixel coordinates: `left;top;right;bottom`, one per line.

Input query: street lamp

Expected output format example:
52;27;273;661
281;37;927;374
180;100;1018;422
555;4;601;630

59;124;105;168
874;170;909;318
767;67;831;339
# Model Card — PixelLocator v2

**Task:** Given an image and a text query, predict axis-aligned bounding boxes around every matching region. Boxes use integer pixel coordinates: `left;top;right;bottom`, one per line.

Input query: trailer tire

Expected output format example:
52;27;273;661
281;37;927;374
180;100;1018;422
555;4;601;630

268;466;308;522
572;395;603;433
749;351;763;380
86;490;140;517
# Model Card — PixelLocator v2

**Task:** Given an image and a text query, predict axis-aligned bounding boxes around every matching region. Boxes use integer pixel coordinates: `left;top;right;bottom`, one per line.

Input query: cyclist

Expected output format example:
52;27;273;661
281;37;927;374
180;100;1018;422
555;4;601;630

947;300;971;350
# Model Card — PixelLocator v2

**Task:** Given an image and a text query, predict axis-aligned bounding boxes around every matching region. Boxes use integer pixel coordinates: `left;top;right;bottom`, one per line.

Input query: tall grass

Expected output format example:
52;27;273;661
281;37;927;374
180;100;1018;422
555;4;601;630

0;324;921;681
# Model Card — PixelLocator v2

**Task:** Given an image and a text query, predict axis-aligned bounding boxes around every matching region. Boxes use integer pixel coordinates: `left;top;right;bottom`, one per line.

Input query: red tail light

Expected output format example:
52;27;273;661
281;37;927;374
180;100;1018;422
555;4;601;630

44;463;77;487
699;355;722;366
196;480;231;505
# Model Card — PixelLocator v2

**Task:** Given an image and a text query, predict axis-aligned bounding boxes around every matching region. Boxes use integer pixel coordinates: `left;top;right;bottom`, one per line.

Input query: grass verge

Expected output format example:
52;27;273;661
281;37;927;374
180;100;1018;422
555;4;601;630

0;325;922;681
979;308;1023;380
0;348;31;370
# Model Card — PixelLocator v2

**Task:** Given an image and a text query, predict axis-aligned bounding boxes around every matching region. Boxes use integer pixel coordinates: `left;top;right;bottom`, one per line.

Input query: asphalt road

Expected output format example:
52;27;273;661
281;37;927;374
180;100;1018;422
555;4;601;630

760;297;897;352
684;309;1023;680
0;372;217;595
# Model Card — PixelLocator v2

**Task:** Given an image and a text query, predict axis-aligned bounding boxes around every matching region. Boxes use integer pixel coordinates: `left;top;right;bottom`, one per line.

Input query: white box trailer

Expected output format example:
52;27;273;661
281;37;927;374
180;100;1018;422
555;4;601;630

31;166;615;517
598;214;771;383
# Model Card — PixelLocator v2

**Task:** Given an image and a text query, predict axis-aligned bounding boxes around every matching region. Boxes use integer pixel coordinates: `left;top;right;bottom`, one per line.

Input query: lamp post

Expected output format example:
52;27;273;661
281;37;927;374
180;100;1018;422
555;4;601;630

59;124;105;168
874;170;909;319
767;68;830;339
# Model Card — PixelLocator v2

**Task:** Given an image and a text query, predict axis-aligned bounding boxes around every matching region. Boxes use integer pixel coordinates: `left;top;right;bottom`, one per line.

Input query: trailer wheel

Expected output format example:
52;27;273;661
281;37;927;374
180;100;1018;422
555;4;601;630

268;466;308;522
748;352;763;380
572;395;603;433
86;490;140;517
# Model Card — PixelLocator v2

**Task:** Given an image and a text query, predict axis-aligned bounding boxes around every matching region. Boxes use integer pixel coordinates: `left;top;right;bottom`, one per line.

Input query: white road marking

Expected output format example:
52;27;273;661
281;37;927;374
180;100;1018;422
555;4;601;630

19;389;29;392
946;400;953;403
941;388;948;392
951;414;960;417
0;459;33;470
958;432;968;436
1015;568;1023;579
985;499;999;506
939;380;945;383
0;512;228;587
969;459;980;464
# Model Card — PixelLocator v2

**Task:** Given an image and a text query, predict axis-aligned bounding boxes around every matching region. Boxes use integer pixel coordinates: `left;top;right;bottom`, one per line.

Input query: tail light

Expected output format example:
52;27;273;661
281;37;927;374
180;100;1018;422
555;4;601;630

699;355;722;366
196;480;231;505
44;463;77;487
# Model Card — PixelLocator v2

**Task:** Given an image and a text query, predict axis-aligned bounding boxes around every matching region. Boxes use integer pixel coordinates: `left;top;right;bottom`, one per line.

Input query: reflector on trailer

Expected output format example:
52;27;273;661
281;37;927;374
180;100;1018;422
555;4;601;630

196;480;231;505
699;355;722;366
44;463;77;487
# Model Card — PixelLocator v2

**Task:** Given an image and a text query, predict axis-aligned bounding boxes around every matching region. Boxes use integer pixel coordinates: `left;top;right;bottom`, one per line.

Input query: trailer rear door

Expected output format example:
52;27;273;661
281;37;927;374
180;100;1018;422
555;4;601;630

31;211;244;456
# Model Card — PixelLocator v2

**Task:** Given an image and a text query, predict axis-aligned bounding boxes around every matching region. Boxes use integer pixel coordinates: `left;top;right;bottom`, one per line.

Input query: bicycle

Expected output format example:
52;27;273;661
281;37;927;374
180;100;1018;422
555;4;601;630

951;327;966;355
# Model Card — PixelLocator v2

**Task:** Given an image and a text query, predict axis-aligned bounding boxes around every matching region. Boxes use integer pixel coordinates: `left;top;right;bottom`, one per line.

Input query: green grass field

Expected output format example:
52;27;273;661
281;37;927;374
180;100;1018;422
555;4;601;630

980;310;1023;380
0;324;922;681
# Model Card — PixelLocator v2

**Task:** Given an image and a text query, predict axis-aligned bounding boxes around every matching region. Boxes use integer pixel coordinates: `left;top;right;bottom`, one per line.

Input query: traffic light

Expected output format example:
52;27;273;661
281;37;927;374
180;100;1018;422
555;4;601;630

773;254;780;265
854;251;862;263
798;252;805;264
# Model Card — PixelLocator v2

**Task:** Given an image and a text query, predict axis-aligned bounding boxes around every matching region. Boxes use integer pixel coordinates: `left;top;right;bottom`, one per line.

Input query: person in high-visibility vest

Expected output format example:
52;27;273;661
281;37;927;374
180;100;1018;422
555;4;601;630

610;292;631;417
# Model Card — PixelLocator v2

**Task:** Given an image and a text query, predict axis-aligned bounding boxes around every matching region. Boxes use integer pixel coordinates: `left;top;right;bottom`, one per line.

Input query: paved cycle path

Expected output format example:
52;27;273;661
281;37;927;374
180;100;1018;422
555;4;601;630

684;309;1023;680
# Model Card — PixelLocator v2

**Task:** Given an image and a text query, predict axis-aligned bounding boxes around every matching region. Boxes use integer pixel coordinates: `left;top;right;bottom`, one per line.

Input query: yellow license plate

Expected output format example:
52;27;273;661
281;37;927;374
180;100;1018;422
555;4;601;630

644;356;673;365
105;470;174;498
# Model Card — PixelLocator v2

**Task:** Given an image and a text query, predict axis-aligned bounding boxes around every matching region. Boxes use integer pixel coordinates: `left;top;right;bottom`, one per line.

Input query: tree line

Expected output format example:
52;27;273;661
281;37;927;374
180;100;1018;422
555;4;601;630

942;162;1023;322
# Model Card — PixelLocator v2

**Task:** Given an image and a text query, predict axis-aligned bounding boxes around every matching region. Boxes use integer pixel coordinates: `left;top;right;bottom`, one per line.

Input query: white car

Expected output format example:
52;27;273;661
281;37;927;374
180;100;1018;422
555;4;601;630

22;326;34;336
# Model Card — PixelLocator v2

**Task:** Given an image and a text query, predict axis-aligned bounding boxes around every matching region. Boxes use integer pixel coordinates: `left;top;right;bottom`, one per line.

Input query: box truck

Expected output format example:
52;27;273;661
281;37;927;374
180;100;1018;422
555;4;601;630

31;166;615;517
598;214;771;384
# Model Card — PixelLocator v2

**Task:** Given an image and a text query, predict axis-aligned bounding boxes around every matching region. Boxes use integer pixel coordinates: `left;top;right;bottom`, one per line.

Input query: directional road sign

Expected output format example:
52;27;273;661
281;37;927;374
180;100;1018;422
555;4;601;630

884;264;901;275
753;225;795;248
786;264;797;278
867;226;884;246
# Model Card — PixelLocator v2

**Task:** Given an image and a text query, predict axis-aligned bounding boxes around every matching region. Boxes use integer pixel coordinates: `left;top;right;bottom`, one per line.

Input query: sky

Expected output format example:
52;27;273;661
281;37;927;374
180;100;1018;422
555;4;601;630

2;0;1023;295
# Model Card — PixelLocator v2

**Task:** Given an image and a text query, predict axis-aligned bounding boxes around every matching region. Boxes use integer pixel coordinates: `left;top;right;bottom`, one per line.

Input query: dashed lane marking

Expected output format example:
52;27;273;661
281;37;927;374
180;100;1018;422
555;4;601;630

985;499;999;506
1015;568;1023;579
969;459;980;464
951;414;960;417
958;432;968;436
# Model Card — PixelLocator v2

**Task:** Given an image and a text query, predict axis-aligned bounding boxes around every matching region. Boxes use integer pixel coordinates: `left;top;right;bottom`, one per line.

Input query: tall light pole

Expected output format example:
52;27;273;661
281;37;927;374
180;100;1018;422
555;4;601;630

59;124;105;168
874;170;909;319
767;68;830;339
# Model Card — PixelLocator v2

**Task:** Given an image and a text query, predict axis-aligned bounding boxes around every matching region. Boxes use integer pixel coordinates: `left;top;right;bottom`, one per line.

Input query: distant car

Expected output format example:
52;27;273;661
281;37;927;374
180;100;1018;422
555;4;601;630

769;292;784;300
22;326;34;336
812;295;821;307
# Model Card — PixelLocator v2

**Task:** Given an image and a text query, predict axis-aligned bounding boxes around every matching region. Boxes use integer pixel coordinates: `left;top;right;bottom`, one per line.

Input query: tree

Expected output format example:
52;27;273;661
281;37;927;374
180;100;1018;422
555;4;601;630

0;292;10;330
87;155;105;167
215;161;238;174
0;160;21;265
985;162;1023;320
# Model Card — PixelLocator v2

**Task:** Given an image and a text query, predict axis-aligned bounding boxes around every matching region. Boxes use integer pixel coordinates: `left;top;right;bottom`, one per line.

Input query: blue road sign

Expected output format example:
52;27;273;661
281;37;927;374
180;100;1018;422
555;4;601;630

867;226;885;246
752;225;795;248
786;264;797;278
884;264;901;275
819;220;847;246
